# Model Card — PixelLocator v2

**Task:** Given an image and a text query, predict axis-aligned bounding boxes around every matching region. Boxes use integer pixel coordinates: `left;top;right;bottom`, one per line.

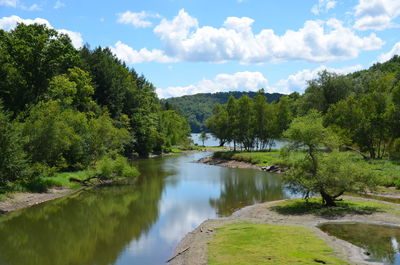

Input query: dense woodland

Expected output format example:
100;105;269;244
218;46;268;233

163;91;283;132
206;59;400;205
0;23;191;192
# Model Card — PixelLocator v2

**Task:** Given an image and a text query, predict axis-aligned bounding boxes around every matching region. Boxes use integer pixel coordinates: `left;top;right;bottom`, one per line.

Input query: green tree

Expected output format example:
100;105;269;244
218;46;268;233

283;111;376;206
0;102;28;190
199;131;209;147
205;104;231;147
0;23;79;114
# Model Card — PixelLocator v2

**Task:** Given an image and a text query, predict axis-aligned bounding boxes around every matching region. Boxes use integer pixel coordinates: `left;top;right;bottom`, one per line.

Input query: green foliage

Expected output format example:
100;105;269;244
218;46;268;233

283;112;377;206
0;23;79;114
95;155;139;180
199;131;209;146
206;92;292;150
0;102;29;191
164;91;283;132
159;110;191;149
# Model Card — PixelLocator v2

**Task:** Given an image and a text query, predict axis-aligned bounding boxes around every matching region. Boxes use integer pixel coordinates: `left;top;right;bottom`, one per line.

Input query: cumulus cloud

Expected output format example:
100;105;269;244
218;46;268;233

117;11;160;28
0;15;83;48
378;42;400;62
114;9;383;64
110;41;176;63
58;29;83;48
276;64;363;93
311;0;337;15
157;71;270;98
354;0;400;30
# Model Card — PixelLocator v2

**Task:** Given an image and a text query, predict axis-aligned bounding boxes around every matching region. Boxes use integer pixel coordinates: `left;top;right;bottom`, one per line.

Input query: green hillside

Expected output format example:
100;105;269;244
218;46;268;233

163;91;283;132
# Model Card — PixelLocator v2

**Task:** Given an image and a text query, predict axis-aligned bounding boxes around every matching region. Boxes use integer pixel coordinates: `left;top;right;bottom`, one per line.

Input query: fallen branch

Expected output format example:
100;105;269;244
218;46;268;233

166;247;190;263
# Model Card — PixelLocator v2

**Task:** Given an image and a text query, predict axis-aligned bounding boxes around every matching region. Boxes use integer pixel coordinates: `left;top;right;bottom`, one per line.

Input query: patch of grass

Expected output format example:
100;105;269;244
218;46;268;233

271;198;400;217
365;159;400;189
208;222;348;265
213;150;291;167
45;170;94;190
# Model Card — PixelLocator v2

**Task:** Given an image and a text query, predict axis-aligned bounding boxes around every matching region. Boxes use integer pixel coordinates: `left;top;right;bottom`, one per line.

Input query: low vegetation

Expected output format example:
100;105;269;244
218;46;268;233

271;198;400;217
208;222;348;265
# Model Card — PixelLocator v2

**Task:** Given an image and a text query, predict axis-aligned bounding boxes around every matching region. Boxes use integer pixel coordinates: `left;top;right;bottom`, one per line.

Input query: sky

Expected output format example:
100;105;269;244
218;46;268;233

1;0;400;98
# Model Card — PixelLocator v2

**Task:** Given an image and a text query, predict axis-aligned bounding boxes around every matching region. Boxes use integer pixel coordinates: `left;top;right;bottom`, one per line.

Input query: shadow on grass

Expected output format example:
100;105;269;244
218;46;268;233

271;199;383;218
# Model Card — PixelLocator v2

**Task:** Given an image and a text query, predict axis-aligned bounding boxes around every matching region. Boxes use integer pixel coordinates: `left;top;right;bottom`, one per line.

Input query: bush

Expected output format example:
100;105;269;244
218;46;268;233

24;177;58;193
96;155;139;180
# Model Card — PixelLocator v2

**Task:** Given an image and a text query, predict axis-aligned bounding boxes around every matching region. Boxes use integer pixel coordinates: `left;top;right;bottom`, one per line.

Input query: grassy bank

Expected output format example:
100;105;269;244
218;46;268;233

208;222;348;265
271;198;400;217
212;150;290;167
212;150;400;190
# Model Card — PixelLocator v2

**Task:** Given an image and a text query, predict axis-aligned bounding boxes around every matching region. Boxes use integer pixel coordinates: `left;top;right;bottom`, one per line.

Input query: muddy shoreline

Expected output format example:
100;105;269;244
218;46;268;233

169;196;400;265
0;187;78;214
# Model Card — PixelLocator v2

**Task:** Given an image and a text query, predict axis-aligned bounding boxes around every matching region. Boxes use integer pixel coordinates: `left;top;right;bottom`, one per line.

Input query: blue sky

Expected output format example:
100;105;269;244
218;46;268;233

1;0;400;98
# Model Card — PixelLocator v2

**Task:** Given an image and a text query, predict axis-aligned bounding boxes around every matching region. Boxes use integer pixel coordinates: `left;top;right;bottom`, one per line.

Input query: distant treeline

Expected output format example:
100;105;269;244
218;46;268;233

206;57;400;160
163;91;283;132
0;23;190;192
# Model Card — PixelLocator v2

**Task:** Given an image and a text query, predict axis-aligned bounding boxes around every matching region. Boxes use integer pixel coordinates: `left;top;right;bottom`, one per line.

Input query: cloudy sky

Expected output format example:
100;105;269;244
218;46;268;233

1;0;400;98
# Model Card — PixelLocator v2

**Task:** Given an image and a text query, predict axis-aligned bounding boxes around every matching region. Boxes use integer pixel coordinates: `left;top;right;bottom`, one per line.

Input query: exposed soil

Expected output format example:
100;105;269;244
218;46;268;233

169;196;400;265
0;188;77;214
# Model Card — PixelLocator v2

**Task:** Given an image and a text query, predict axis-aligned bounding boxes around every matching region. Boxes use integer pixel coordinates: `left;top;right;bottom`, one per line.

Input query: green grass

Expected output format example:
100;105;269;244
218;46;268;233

365;159;400;188
44;170;95;190
213;150;291;167
208;222;348;265
271;198;400;217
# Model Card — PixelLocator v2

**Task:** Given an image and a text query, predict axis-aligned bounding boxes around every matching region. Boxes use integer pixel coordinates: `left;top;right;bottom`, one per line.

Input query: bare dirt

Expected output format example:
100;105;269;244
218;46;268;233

0;188;76;214
169;196;400;265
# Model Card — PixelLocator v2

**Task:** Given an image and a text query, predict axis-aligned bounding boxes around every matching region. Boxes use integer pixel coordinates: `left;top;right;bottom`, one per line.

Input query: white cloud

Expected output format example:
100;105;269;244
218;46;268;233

311;0;337;15
354;0;400;30
110;41;176;63
157;71;270;98
116;9;383;64
0;16;83;49
0;0;17;7
54;0;65;9
58;29;83;48
21;3;40;11
0;0;41;10
276;64;363;93
117;11;160;28
378;42;400;62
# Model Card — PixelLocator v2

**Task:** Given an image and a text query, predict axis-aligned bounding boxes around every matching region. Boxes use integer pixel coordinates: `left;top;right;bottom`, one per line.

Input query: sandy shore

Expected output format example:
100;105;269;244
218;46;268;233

0;188;78;214
169;196;400;265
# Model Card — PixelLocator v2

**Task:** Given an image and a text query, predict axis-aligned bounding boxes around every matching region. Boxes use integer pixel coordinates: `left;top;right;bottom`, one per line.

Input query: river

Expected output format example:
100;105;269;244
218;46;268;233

0;152;292;265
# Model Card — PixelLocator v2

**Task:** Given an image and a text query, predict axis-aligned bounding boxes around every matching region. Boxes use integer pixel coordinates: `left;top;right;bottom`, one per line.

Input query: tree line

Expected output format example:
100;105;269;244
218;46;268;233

0;23;191;192
206;60;400;206
205;89;292;150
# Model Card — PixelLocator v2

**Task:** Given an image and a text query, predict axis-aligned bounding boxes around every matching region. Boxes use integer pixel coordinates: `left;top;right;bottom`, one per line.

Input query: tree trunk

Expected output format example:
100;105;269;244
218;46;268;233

320;190;336;207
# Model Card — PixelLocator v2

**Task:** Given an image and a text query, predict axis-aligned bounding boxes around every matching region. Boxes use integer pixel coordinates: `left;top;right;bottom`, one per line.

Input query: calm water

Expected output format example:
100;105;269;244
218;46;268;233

190;133;286;149
319;223;400;265
0;152;292;265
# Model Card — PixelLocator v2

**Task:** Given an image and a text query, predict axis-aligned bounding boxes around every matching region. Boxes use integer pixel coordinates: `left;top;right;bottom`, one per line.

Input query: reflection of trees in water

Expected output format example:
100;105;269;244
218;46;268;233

209;170;288;216
320;224;400;264
0;170;167;265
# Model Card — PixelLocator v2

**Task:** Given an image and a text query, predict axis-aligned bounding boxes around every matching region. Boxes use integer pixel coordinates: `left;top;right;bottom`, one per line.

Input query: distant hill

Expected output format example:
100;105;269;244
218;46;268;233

163;91;284;133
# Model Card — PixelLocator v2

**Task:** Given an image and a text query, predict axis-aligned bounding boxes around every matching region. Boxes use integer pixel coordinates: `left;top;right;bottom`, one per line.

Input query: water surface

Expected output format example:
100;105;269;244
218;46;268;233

319;223;400;265
0;152;292;265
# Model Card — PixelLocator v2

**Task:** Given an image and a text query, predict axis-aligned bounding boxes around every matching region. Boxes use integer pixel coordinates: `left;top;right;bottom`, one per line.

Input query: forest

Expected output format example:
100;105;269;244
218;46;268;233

163;91;283;132
0;23;191;193
206;59;400;205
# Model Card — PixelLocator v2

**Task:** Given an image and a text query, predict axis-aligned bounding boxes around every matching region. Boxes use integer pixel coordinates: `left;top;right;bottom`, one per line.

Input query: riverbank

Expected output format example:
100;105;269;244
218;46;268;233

170;196;400;265
0;187;77;214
